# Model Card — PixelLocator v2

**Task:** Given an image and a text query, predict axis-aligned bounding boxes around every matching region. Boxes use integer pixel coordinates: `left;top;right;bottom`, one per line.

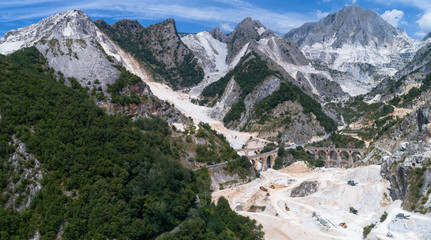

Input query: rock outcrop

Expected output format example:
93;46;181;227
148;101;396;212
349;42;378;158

291;181;319;197
284;5;426;95
2;137;44;211
95;18;204;89
112;81;190;124
376;104;431;212
226;17;266;63
208;27;228;43
0;10;122;91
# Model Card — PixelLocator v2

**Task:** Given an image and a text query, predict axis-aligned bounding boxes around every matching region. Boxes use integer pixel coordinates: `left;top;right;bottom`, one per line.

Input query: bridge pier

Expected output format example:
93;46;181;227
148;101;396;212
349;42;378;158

305;147;365;169
247;151;278;172
337;150;341;168
348;152;354;167
312;150;319;160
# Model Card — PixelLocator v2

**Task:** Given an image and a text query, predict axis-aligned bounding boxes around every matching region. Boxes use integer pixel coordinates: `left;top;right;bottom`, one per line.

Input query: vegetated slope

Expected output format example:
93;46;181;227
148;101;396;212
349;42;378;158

368;103;431;214
95;18;204;90
326;37;431;145
202;53;337;144
370;40;431;104
184;17;346;102
0;48;263;240
336;39;431;142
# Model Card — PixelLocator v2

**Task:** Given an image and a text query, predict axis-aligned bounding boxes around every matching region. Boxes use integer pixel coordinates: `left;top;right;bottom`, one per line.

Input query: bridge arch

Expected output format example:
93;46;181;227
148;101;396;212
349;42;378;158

352;151;362;166
246;150;278;171
317;150;327;160
328;150;339;167
340;151;349;168
303;147;366;168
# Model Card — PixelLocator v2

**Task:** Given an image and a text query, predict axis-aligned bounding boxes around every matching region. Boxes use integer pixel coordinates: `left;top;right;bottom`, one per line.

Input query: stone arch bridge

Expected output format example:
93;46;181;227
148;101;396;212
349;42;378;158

235;148;265;156
235;146;367;171
248;150;278;172
235;148;277;172
304;147;366;168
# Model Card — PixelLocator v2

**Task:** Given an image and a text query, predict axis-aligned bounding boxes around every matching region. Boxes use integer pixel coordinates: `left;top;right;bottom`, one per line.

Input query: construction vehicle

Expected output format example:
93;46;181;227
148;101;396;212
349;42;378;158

260;186;268;192
339;222;347;228
347;180;356;186
396;213;410;219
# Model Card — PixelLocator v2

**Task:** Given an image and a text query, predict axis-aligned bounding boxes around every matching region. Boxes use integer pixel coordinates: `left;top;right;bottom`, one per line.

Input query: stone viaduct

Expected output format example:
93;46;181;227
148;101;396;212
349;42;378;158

303;147;367;168
235;148;265;156
235;146;367;171
247;150;278;172
235;148;277;171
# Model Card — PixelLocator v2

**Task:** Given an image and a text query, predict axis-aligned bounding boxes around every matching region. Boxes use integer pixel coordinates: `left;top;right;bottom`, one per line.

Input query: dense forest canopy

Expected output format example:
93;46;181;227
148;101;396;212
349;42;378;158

0;48;263;240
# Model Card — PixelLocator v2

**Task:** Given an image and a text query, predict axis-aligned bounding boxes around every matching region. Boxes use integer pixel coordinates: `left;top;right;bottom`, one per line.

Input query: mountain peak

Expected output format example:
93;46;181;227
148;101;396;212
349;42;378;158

0;9;97;55
236;17;265;32
283;5;421;96
225;17;266;62
284;5;408;49
112;19;143;33
146;18;180;39
208;27;227;42
340;5;367;12
163;18;175;24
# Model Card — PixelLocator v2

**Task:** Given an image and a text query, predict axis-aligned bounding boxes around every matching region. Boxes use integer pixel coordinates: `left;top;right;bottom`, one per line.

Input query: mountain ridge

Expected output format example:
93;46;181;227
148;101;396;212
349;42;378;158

95;18;205;89
0;10;123;92
284;5;426;96
1;7;431;240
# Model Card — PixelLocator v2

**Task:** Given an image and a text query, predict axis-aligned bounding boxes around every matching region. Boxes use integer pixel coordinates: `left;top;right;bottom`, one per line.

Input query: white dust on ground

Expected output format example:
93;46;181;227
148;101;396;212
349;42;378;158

212;162;431;240
101;37;431;240
102;40;268;149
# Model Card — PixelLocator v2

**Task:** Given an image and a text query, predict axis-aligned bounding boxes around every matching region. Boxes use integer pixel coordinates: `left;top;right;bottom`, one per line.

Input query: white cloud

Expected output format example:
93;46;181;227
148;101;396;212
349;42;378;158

381;9;404;27
373;0;431;10
373;0;431;34
315;10;330;19
417;11;431;34
0;0;317;34
220;23;233;32
415;31;426;38
212;0;253;8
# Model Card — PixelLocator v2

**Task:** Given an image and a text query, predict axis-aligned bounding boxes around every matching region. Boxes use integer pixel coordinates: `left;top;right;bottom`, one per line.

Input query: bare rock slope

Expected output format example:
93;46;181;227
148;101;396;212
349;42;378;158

0;10;122;91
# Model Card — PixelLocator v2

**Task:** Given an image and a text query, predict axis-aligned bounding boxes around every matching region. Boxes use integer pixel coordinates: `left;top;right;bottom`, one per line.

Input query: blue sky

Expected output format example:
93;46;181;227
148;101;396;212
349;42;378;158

1;0;431;39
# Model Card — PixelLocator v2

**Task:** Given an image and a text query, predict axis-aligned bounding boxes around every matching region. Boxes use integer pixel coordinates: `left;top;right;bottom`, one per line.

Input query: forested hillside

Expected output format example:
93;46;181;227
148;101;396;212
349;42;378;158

0;48;263;240
202;53;337;143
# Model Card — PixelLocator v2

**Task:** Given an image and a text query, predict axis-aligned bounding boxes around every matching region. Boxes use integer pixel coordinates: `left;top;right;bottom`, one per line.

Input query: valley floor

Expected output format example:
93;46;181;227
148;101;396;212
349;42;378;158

212;162;431;240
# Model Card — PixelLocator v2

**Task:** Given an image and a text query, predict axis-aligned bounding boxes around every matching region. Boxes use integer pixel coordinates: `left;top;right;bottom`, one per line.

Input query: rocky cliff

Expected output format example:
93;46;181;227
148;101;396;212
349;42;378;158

225;17;266;63
201;53;335;144
366;104;431;213
184;17;346;102
2;137;44;212
0;10;122;92
284;5;426;95
95;18;204;89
